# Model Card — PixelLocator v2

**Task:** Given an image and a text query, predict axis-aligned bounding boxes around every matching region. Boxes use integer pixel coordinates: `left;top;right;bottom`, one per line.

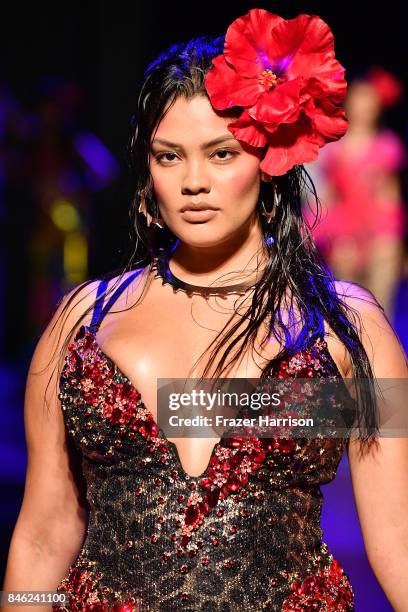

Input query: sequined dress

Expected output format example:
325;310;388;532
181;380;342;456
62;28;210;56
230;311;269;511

53;272;355;611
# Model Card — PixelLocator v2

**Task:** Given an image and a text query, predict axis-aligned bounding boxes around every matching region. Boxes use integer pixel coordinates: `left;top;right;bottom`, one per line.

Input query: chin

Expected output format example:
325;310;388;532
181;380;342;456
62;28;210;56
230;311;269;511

175;228;231;248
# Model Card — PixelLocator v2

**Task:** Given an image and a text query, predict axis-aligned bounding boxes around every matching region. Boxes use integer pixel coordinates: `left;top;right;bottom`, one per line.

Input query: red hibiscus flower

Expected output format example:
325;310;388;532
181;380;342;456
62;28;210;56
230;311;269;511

204;8;348;176
367;65;403;108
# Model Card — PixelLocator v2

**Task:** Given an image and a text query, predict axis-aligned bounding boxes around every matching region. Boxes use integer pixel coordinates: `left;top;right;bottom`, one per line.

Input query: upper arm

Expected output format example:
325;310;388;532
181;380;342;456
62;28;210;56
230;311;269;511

341;283;408;565
12;280;100;557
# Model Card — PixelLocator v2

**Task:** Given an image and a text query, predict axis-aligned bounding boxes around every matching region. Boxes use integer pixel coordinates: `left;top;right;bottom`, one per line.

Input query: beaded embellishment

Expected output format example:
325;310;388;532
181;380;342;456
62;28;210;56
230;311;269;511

53;324;354;611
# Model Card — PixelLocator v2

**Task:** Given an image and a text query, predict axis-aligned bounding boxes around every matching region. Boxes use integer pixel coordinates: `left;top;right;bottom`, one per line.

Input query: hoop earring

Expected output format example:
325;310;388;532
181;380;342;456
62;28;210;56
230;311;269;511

273;183;281;212
260;199;275;224
260;182;281;224
137;188;166;229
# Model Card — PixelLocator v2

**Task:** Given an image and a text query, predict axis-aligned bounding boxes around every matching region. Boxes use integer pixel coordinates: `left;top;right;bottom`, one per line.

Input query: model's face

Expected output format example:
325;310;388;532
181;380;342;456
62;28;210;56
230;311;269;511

345;81;381;127
149;95;264;247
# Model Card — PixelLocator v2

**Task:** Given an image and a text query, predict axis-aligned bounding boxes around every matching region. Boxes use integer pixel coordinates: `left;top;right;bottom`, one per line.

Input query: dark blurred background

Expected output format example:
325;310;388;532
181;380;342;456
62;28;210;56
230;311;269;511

1;2;407;609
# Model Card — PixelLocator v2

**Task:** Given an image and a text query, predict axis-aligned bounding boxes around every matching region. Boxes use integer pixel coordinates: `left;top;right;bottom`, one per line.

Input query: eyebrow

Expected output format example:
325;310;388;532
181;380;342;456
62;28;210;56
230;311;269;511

150;134;238;150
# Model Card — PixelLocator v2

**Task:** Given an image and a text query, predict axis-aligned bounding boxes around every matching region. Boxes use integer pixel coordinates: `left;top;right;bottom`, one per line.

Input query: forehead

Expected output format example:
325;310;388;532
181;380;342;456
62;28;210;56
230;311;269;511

152;95;239;144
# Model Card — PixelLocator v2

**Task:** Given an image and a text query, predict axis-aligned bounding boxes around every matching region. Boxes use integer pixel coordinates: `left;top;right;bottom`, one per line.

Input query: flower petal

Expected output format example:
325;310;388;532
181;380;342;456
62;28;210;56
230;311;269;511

306;62;347;104
278;15;347;101
310;100;348;144
224;9;284;77
227;110;268;148
249;78;303;128
205;55;260;109
288;15;337;73
264;14;314;75
260;114;320;175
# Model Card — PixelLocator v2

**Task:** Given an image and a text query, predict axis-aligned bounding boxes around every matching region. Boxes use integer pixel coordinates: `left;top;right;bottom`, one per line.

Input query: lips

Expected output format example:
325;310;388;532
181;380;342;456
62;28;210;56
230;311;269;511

181;208;219;222
180;203;219;212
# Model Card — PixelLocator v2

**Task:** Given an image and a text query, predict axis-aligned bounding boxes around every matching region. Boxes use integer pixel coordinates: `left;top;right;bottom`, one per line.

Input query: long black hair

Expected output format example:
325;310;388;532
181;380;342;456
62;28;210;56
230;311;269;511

48;34;382;451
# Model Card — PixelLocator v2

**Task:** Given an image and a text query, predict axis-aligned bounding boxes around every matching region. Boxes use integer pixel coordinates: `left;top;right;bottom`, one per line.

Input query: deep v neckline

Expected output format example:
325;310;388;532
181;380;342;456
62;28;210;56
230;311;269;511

82;324;225;480
66;324;343;481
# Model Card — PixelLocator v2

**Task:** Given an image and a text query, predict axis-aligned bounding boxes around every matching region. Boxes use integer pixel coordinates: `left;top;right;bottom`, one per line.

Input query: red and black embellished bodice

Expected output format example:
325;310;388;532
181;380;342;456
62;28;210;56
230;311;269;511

53;275;355;612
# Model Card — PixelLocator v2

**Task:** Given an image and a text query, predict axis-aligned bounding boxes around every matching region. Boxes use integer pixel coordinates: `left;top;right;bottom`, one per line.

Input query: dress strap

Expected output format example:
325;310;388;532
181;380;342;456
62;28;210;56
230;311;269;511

89;279;109;331
89;269;143;332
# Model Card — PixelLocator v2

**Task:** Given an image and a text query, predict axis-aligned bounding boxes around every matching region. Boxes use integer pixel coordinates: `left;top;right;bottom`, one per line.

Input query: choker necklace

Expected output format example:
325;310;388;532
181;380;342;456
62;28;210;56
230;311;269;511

151;251;258;299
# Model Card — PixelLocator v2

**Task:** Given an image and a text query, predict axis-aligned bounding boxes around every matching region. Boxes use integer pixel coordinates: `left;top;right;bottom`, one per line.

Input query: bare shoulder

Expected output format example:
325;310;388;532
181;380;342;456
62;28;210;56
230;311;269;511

27;265;148;386
334;279;384;311
333;279;408;378
105;266;151;307
53;266;149;334
27;266;150;415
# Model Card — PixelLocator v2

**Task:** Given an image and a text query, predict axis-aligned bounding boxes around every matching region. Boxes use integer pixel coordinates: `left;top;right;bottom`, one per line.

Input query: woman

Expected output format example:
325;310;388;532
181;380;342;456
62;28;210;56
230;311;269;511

304;67;406;321
3;8;408;611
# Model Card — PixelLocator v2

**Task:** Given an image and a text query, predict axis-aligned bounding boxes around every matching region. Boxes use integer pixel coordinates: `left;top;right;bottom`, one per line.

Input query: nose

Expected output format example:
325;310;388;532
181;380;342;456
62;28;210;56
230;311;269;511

181;158;211;195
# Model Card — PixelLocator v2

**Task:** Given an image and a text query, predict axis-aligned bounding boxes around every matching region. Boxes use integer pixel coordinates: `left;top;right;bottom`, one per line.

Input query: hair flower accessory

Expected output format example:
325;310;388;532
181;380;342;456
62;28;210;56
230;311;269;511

204;8;348;176
366;65;403;109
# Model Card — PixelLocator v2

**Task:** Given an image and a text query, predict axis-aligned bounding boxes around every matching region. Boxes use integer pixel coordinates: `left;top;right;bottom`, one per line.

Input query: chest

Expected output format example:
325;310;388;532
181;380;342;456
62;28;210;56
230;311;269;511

90;287;345;423
95;290;271;397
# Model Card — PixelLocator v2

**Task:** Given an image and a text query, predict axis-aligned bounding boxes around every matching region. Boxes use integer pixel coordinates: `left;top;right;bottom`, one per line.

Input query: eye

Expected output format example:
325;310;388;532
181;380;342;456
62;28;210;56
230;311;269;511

212;148;239;161
154;152;178;164
153;148;239;165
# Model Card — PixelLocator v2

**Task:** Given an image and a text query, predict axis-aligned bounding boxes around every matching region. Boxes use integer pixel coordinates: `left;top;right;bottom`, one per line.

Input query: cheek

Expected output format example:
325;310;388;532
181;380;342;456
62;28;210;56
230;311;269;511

149;155;261;206
222;159;260;199
149;163;177;202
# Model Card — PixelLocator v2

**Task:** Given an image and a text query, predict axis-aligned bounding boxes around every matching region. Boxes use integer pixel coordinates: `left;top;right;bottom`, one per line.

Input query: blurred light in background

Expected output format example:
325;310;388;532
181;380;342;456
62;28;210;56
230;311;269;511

74;132;119;189
50;198;80;231
63;231;88;284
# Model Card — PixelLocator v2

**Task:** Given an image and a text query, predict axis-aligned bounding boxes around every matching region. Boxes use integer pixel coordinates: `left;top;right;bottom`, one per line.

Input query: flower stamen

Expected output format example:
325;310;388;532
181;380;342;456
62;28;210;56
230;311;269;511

259;69;279;90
